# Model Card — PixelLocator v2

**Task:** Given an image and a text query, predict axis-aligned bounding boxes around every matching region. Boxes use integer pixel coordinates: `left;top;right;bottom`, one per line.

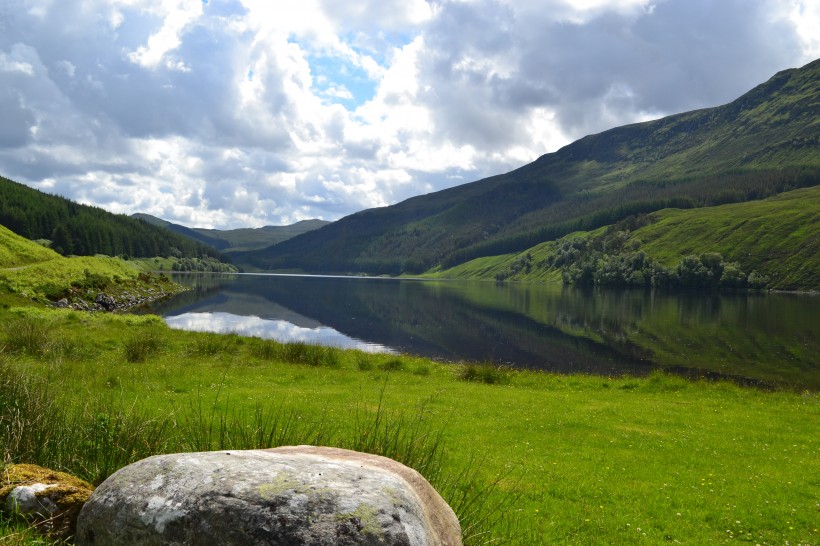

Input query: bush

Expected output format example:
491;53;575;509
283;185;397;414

719;263;747;288
676;254;717;288
71;269;111;291
40;282;69;301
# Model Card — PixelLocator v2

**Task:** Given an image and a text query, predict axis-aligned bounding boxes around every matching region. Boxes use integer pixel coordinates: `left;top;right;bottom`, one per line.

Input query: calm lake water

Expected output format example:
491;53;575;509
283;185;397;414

149;273;820;390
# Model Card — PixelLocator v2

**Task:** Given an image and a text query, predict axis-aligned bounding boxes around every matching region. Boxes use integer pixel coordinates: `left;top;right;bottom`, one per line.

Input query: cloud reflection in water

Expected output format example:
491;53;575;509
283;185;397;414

165;312;393;354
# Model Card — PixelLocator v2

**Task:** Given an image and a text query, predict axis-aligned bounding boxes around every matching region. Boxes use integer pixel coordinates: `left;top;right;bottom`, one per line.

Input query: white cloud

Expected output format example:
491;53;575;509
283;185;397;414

787;0;820;59
0;0;817;230
127;0;203;69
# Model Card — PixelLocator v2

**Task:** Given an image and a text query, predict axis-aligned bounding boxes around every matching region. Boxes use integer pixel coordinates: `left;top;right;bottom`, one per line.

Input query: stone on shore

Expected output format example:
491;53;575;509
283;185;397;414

0;463;94;540
76;446;462;545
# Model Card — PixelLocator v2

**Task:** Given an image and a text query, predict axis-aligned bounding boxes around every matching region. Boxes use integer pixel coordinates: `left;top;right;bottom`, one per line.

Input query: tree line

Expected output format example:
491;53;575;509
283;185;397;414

0;175;225;260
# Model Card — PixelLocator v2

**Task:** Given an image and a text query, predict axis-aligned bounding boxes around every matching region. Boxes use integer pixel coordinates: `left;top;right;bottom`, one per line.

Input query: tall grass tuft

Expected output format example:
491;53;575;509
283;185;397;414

0;361;171;484
173;389;334;453
122;330;163;363
72;401;173;483
0;511;44;546
378;358;406;372
436;455;524;546
247;337;281;360
344;385;445;477
457;362;513;385
355;352;375;371
0;361;62;466
1;316;53;357
343;385;521;545
281;342;341;368
186;332;239;357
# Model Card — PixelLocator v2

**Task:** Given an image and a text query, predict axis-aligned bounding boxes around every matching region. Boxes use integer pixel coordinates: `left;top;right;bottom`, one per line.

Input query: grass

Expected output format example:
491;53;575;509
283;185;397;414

0;302;817;545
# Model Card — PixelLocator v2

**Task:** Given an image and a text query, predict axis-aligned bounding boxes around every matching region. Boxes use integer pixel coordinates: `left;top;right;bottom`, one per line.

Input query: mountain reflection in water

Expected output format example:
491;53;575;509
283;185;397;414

148;273;820;390
164;311;392;353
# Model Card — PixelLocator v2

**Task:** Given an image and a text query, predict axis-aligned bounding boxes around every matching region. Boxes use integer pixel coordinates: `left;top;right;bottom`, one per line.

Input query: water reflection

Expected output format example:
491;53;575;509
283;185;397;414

148;273;820;389
165;311;392;353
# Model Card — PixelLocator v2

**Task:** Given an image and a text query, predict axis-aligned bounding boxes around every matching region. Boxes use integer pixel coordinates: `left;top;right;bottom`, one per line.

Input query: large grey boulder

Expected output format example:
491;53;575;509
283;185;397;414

75;446;461;546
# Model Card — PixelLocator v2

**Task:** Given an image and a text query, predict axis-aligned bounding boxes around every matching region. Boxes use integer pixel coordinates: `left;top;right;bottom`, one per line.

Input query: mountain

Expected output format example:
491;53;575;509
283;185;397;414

0;176;225;261
238;59;820;275
131;213;231;250
131;214;330;253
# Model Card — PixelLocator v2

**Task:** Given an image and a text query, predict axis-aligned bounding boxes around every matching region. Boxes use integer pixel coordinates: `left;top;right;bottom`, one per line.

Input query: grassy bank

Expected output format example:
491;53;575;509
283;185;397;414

0;225;185;310
1;303;817;545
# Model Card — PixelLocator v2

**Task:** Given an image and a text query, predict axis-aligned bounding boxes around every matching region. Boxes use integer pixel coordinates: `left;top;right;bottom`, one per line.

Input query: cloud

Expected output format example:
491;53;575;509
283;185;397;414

0;0;816;229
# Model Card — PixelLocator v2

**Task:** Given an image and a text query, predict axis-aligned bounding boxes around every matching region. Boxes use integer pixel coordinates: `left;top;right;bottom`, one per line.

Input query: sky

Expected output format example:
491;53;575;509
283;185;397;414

1;0;818;229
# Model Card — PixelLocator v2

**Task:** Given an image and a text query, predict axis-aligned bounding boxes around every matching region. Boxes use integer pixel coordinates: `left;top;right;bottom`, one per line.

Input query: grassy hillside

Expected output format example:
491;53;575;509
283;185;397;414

0;224;179;306
0;176;226;261
1;309;817;545
240;59;820;275
432;186;820;291
0;224;58;268
632;187;819;290
133;213;330;253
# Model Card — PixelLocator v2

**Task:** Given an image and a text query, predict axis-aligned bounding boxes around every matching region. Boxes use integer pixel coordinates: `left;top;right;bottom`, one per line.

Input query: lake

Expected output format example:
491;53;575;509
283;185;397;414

148;273;820;390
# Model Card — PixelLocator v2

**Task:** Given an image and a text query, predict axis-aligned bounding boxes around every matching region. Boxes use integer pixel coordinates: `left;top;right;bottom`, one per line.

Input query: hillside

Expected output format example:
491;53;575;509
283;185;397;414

238;59;820;275
0;224;177;306
433;186;819;290
132;214;329;253
0;224;58;268
0;176;225;261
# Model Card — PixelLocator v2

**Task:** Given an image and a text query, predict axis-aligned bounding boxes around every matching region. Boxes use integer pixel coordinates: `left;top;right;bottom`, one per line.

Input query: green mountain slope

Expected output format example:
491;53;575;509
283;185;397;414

132;214;330;253
239;59;820;275
0;224;59;268
0;223;175;304
0;176;225;261
435;186;819;290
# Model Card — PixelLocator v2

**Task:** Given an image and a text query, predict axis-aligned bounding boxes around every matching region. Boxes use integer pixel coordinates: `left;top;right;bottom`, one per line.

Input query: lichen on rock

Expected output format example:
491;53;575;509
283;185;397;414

76;446;462;545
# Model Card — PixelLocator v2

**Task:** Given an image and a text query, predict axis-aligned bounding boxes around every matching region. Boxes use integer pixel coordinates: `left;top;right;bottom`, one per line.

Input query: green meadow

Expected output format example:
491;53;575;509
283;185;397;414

1;302;818;545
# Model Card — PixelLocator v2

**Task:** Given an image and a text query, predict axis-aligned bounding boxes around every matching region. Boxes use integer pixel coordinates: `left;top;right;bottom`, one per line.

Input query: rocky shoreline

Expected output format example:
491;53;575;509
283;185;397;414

52;285;181;313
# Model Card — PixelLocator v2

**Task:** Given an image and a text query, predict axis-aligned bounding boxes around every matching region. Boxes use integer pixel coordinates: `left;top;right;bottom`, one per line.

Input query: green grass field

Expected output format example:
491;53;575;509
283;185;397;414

1;304;817;545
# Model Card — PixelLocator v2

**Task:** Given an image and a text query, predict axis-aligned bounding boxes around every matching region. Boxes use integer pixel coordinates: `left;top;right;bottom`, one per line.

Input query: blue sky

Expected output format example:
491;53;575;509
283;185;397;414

0;0;818;229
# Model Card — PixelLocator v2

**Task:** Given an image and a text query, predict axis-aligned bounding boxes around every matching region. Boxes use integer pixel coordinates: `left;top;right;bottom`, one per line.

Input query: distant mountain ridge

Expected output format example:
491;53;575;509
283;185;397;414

131;213;330;253
237;58;820;275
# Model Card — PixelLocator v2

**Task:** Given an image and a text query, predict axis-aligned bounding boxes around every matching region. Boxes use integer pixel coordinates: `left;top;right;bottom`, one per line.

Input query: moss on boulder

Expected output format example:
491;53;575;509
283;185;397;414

1;463;94;540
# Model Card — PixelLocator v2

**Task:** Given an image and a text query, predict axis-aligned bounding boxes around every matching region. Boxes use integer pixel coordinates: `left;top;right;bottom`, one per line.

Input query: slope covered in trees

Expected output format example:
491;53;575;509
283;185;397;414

437;186;819;291
238;59;820;275
0;176;225;260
